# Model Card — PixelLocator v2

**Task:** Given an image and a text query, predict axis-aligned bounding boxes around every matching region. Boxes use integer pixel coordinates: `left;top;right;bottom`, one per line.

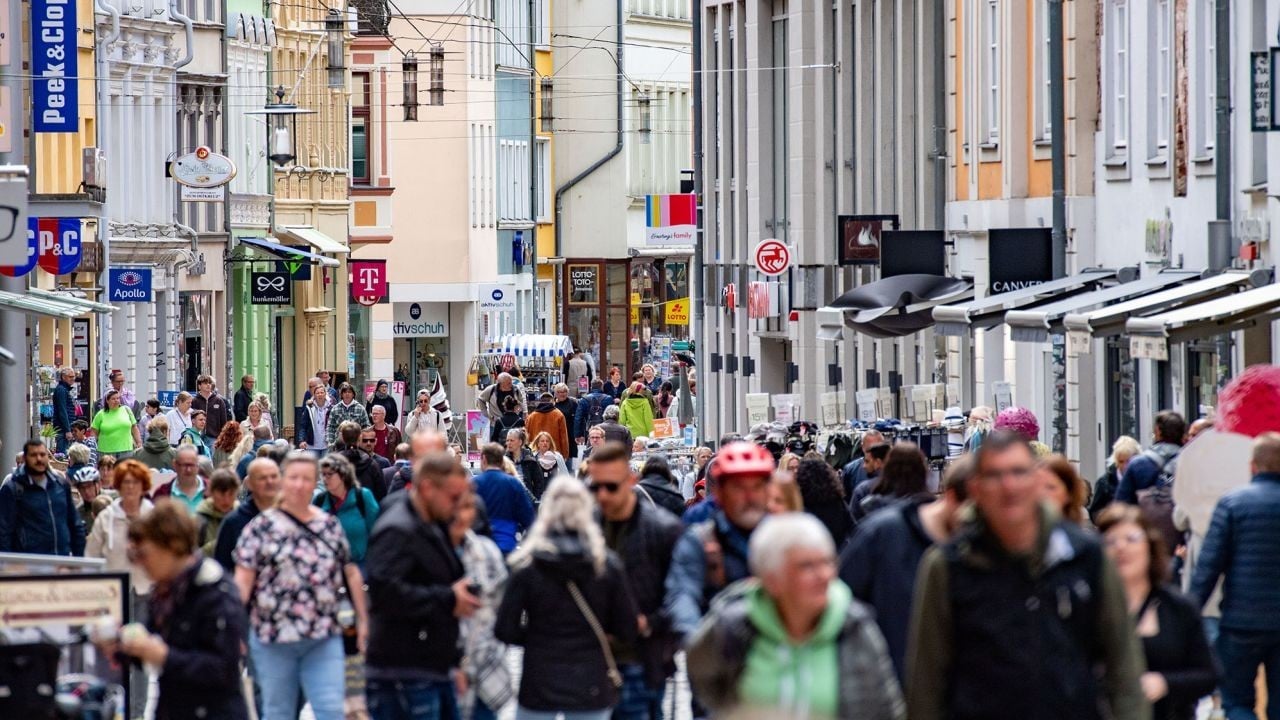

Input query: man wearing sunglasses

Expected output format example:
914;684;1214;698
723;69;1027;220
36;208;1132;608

589;442;682;720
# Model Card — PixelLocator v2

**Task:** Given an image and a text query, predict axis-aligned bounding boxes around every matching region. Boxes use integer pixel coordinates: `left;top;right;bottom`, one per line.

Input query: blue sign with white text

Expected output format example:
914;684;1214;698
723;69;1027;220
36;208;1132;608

108;268;153;303
31;0;79;133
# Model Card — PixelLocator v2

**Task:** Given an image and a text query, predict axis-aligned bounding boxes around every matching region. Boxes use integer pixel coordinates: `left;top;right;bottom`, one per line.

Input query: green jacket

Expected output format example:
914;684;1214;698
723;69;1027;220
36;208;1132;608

688;579;904;720
618;397;655;439
905;504;1149;720
194;498;229;558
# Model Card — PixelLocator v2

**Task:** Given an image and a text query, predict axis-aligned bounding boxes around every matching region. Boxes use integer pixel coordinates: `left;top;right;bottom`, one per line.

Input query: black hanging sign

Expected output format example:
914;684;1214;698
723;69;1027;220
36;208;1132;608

250;271;292;305
988;228;1054;294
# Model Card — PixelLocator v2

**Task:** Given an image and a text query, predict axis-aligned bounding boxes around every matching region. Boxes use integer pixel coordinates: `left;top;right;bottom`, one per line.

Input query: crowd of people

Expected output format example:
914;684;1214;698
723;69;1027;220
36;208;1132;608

3;364;1277;720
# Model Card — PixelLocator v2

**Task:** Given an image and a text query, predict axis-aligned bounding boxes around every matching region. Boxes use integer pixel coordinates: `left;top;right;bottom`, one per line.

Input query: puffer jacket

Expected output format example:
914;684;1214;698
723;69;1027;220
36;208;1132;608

664;509;753;638
687;579;905;720
1191;472;1280;631
326;400;370;446
133;431;177;470
525;404;570;457
638;474;687;519
494;533;638;712
0;465;85;556
619;396;656;439
86;498;155;594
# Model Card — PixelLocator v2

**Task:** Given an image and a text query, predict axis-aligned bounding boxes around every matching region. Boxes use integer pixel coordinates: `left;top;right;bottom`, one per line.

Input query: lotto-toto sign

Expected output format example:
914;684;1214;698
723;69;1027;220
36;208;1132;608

36;218;81;274
753;239;791;276
108;268;153;302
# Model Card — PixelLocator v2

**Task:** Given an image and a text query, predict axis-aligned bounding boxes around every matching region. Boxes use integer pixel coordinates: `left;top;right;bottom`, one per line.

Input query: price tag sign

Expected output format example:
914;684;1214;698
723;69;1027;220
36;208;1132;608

746;393;771;426
1067;331;1092;357
820;391;843;427
855;389;878;422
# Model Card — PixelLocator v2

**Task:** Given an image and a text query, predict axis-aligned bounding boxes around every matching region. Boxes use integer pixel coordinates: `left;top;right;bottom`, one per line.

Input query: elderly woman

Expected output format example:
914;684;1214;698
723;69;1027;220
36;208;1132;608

1090;435;1141;523
688;513;904;720
234;451;368;720
313;453;380;567
117;500;248;720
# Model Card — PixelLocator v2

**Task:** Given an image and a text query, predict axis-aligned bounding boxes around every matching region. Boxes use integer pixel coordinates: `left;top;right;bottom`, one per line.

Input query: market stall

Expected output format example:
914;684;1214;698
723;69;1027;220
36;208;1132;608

478;334;574;397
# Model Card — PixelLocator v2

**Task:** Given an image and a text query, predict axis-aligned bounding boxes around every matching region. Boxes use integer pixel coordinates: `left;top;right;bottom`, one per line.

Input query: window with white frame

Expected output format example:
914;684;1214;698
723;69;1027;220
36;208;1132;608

1147;0;1171;160
535;137;550;222
982;0;1001;145
498;138;530;222
1195;0;1215;156
536;0;550;49
1104;0;1129;159
1034;0;1051;142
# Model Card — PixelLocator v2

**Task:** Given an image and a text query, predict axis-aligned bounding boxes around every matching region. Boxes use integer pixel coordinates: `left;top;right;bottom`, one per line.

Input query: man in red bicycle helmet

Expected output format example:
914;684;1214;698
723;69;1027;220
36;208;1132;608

665;441;775;640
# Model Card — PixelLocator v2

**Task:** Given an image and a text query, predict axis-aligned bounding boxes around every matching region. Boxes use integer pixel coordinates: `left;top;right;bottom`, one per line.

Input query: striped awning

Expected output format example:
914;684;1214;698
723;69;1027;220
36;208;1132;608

493;334;573;359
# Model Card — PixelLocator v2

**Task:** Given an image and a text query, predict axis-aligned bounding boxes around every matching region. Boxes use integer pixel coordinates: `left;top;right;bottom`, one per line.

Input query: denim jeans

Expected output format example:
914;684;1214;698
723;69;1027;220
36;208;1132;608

248;634;346;720
367;678;460;720
1216;628;1280;720
514;708;611;720
471;697;498;720
612;664;665;720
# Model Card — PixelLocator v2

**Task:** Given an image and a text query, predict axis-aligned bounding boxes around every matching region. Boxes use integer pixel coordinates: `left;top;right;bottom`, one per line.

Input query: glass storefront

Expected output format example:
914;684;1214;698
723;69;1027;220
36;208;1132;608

394;337;450;395
348;303;372;385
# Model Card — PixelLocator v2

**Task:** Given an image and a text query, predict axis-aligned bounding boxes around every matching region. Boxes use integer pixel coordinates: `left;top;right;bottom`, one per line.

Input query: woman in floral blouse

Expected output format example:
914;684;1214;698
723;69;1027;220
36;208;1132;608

233;451;368;720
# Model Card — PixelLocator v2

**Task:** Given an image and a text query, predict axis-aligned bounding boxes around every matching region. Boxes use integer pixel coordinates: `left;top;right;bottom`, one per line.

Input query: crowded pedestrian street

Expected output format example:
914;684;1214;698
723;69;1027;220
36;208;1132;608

8;0;1280;719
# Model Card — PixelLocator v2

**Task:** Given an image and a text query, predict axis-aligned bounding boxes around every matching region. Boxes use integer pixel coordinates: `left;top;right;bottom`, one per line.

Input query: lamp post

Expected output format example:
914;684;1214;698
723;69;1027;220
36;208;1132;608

248;86;317;168
326;9;346;90
540;77;554;131
638;91;652;145
403;52;419;121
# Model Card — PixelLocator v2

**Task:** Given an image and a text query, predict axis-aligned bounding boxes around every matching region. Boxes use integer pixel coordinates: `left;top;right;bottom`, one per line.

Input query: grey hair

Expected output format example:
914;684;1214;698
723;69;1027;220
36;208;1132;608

748;513;836;578
66;442;92;465
1108;435;1142;466
509;476;608;576
174;445;199;461
280;450;320;478
254;393;271;411
603;405;621;421
553;382;569;393
59;366;76;378
497;372;513;383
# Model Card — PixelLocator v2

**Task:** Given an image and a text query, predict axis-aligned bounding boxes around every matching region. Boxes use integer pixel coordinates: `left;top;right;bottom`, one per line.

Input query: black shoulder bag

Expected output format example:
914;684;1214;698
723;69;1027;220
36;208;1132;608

278;510;360;656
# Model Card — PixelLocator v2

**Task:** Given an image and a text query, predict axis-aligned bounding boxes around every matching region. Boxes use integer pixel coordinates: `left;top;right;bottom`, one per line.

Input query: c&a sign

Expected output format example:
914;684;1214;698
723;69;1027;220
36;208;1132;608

349;260;387;306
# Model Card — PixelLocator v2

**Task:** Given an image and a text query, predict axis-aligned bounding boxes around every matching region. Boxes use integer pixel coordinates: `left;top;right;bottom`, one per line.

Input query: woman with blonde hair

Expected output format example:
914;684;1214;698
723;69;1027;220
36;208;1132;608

766;471;804;514
496;478;638;720
1090;435;1142;523
240;401;274;440
777;452;801;475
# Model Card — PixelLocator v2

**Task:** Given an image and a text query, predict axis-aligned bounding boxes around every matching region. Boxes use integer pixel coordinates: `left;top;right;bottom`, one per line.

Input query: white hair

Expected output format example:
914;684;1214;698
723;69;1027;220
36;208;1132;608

509;476;608;576
603;405;621;421
1108;435;1142;466
748;513;835;578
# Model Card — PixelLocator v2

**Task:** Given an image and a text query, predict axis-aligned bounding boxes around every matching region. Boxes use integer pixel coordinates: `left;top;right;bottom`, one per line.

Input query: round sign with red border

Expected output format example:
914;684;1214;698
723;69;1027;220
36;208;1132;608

753;239;791;276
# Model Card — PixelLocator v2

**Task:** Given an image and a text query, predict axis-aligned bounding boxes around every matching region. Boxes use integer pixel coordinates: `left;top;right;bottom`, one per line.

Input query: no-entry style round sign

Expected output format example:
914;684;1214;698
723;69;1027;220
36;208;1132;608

753;239;791;276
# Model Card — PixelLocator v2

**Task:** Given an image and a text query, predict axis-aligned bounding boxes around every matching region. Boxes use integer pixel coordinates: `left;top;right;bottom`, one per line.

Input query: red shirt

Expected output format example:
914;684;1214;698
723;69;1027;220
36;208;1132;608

373;425;391;459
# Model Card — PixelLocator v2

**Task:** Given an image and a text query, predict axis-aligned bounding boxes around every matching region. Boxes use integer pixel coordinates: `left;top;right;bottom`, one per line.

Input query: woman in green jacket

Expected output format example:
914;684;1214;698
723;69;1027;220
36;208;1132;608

618;382;656;439
313;453;380;567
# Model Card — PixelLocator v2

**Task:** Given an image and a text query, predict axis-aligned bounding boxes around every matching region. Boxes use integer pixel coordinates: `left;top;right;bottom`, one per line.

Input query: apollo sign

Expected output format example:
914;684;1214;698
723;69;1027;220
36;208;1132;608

108;268;153;302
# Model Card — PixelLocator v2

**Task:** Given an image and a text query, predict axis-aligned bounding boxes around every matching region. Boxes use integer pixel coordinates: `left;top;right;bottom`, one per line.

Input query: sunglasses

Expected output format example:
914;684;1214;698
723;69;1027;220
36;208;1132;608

588;482;621;494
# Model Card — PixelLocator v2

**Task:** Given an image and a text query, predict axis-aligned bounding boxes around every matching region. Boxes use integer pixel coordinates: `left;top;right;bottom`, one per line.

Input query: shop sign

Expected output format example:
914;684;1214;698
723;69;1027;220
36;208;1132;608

275;245;312;282
393;302;448;337
568;264;599;304
170;146;236;188
30;0;79;133
0;173;28;266
1131;336;1169;361
350;259;388;306
652;417;678;439
988;228;1053;293
478;283;516;311
35;217;81;275
1252;51;1272;132
665;297;690;325
108;267;153;303
644;193;696;246
250;271;292;305
1067;330;1092;357
836;214;899;266
180;185;225;202
753;239;791;276
0;574;127;629
881;230;947;278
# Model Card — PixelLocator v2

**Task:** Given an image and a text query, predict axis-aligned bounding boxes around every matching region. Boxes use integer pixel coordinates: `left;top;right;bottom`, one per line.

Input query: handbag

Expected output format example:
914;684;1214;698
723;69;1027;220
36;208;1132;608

279;510;361;656
565;580;623;689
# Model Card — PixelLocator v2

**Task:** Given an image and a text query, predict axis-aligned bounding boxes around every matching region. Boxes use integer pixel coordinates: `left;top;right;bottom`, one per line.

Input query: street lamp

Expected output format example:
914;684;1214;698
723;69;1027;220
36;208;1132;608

247;86;317;168
540;77;553;131
403;51;419;121
638;91;652;145
429;44;444;106
326;9;346;89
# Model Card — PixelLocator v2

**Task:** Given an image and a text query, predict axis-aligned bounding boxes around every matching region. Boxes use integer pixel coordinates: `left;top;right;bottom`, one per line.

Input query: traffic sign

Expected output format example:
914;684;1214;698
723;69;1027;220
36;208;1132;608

753;239;791;276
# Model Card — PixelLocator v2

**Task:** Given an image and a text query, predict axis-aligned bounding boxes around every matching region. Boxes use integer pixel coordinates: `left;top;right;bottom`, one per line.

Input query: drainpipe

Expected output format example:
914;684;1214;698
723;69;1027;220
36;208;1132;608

169;0;194;68
95;0;121;401
552;0;623;258
528;0;538;332
691;0;705;442
1207;0;1232;272
933;0;945;232
1048;0;1068;453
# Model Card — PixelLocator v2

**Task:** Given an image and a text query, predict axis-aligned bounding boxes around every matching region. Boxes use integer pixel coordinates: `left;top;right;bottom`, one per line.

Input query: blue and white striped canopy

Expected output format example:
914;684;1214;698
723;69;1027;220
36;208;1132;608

493;334;574;359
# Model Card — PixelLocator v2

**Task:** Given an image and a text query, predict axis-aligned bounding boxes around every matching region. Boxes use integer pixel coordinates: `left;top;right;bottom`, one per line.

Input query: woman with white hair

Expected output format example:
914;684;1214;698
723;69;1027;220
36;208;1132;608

1089;435;1142;524
495;477;638;720
687;513;904;720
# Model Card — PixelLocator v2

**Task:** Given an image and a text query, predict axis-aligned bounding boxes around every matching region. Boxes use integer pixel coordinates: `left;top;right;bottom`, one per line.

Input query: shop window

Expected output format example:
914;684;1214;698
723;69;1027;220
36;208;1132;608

566;307;601;361
607;264;628;305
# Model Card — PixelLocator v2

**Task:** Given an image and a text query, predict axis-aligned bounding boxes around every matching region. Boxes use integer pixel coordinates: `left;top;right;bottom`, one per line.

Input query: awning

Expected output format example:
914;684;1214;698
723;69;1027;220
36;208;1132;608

933;268;1119;336
275;226;349;255
237;236;340;268
1063;271;1253;338
0;289;117;319
825;274;973;338
1126;282;1280;351
490;334;573;359
1005;270;1199;343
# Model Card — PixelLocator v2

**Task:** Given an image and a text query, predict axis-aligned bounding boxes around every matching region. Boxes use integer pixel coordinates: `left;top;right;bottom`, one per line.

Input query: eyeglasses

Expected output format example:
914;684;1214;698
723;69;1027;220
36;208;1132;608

321;468;339;476
588;482;621;494
361;438;376;445
1104;531;1147;548
979;467;1033;482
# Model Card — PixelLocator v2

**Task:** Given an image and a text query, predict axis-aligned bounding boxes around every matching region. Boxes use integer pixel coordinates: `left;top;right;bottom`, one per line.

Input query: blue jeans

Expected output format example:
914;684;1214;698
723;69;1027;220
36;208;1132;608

248;634;345;720
613;664;665;720
471;698;498;720
367;678;459;720
1216;628;1280;720
515;709;611;720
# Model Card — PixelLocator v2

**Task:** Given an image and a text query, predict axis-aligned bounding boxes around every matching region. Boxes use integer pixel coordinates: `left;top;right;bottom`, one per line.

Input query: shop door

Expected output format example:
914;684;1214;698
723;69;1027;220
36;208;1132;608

1187;336;1231;419
1105;339;1139;447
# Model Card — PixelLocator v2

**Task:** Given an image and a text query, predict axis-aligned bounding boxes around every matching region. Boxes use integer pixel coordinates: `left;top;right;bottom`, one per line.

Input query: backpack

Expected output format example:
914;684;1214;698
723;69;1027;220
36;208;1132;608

314;487;367;517
1136;448;1181;552
585;395;607;429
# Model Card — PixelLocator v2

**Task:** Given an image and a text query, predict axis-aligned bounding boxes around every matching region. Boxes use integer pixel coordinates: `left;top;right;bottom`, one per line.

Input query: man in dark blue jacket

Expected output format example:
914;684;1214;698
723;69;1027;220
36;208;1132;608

1190;431;1280;720
840;429;885;499
839;454;974;680
574;380;614;445
213;457;281;570
1115;410;1186;503
52;367;78;454
471;443;533;554
0;440;85;556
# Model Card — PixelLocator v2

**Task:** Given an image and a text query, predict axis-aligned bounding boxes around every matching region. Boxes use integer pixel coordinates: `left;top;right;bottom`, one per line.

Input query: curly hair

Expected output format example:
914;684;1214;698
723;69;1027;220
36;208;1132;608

794;458;845;505
213;420;243;452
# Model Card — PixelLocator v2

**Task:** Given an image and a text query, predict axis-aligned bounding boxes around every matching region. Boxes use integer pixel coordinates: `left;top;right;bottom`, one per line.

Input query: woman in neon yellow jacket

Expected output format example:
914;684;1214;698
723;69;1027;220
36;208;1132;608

618;382;656;439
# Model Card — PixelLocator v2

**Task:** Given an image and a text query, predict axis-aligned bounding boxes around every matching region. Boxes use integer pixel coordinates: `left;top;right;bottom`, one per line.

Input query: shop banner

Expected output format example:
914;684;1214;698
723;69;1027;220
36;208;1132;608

392;302;449;337
30;0;79;133
881;230;947;278
0;217;38;277
35;217;81;275
988;228;1054;293
836;214;899;266
363;379;406;428
350;259;387;306
478;283;516;311
665;297;690;325
466;410;489;463
251;271;292;304
108;267;153;302
644;193;696;246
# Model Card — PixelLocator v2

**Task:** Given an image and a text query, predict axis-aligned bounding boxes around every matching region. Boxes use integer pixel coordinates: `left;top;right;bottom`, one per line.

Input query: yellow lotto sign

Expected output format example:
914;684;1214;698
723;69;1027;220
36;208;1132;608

665;297;690;325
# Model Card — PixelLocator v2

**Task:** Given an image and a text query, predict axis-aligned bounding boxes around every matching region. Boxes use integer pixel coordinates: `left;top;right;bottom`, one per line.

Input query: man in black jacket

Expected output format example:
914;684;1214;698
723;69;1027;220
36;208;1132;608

336;421;388;500
365;451;480;719
232;374;256;423
212;458;281;571
589;442;682;719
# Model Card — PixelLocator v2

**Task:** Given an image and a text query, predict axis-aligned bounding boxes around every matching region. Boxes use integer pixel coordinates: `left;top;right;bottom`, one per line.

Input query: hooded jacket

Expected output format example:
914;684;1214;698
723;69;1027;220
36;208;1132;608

638;473;687;519
191;391;231;441
87;498;155;594
688;579;904;720
133;431;177;470
342;447;389;502
619;396;656;439
494;533;638;712
0;465;85;556
525;403;570;457
195;498;231;559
